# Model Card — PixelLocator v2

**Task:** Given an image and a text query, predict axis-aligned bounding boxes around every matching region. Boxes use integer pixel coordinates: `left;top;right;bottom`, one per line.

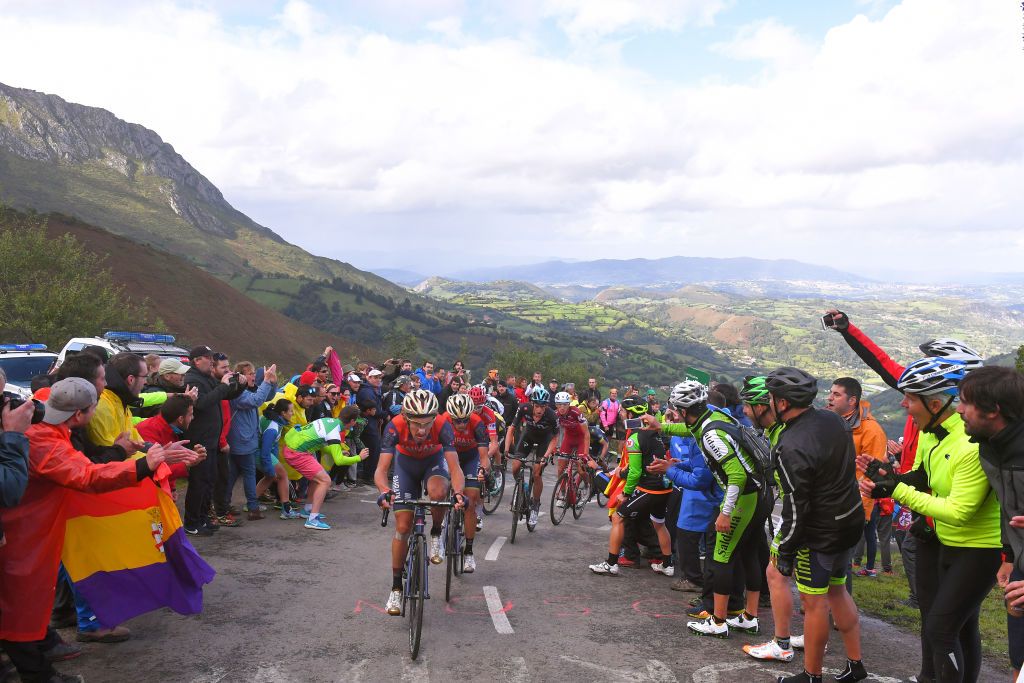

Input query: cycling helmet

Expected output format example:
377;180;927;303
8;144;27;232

669;381;708;409
897;357;967;397
554;391;571;405
402;389;439;418
918;338;984;371
740;375;771;406
765;367;818;407
530;387;550;405
485;395;504;416
446;393;475;420
469;385;487;406
621;396;649;416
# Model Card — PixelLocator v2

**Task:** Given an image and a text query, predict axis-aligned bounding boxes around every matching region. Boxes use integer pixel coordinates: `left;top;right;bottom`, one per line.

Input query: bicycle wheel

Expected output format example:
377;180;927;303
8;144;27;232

572;470;592;519
509;478;520;544
550;472;570;526
454;509;465;575
409;536;426;659
444;512;456;602
526;471;538;533
483;467;505;515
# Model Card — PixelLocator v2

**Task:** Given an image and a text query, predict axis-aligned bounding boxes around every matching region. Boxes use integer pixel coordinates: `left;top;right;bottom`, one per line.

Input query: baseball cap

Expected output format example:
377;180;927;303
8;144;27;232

189;345;214;360
347;373;363;383
367;368;383;378
44;377;98;425
158;358;191;376
299;371;318;386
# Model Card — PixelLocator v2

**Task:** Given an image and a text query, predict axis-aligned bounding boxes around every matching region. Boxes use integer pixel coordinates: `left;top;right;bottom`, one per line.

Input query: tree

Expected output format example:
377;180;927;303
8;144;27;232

0;209;158;348
491;341;601;389
1017;344;1024;373
385;328;419;361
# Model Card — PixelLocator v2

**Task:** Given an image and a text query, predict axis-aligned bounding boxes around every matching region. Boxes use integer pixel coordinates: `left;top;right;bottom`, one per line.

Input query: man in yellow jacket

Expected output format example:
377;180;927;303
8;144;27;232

86;353;149;451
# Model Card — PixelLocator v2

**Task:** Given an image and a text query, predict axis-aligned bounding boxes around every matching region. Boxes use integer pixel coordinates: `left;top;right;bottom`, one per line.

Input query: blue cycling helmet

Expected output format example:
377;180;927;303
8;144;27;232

897;357;967;397
530;387;550;404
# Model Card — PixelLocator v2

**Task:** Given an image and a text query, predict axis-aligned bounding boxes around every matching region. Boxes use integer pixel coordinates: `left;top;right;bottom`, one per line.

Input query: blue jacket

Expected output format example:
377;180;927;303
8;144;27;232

414;369;443;396
356;384;384;427
665;436;723;532
227;378;277;455
258;417;286;474
0;432;29;508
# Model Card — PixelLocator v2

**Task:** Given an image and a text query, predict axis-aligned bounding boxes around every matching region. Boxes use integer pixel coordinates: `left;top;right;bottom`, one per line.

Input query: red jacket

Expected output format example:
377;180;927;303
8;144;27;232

136;415;189;488
0;422;143;641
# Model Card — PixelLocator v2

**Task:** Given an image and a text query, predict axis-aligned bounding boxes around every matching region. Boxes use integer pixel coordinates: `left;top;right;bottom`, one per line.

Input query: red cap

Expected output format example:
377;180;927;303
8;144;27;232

299;371;318;386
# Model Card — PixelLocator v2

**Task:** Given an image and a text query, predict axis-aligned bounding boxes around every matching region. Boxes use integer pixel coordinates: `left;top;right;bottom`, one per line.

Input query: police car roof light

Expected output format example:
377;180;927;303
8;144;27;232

103;331;176;344
0;343;48;352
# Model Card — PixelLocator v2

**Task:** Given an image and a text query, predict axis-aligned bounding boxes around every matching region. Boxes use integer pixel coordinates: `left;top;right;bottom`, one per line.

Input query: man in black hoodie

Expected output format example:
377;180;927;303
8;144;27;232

958;365;1024;679
182;346;244;536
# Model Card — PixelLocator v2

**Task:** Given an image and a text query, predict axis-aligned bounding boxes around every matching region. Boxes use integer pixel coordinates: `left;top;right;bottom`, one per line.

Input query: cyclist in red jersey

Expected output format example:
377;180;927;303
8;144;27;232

375;389;465;616
444;394;490;572
469;386;500;462
553;391;592;480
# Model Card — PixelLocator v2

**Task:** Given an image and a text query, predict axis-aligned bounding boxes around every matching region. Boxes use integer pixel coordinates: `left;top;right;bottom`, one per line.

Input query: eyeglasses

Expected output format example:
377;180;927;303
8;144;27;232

452;417;471;425
408;418;435;430
328;392;340;397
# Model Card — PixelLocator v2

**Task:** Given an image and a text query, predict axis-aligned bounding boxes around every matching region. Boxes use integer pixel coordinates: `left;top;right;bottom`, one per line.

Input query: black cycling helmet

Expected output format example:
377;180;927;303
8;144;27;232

765;367;818;407
621;396;649;417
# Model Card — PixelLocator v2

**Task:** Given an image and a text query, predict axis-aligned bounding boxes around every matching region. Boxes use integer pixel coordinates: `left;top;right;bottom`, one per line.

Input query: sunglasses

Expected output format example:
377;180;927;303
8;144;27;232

452;417;471;425
408;417;435;429
328;392;341;397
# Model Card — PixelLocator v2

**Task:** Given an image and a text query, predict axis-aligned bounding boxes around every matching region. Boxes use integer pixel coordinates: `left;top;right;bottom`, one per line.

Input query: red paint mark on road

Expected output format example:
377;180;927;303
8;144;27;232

542;595;592;617
353;599;388;615
631;597;691;619
444;595;513;615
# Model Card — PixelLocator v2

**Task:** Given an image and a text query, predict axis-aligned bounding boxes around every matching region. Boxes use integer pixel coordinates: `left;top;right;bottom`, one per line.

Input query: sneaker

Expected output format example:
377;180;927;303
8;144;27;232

247;510;265;521
280;509;302;520
46;674;85;683
743;639;794;662
430;535;443;564
304;516;331;530
297;509;327;520
259;493;276;503
386;589;402;616
42;641;82;662
76;626;130;643
258;504;269;511
687;608;712;619
663;565;675;577
589;561;620;576
726;612;759;634
855;568;877;578
184;525;213;537
790;634;804;649
650;562;669;575
671;578;702;593
464;554;477;573
687;615;729;638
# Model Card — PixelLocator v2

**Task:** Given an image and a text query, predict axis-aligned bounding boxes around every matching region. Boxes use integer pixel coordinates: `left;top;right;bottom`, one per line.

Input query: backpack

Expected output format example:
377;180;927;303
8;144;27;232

705;419;773;494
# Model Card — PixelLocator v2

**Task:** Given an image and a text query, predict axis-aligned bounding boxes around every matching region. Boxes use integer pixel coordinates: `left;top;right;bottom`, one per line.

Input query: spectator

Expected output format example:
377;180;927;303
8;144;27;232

383;375;411;420
415;361;442;396
142;354;161;380
957;365;1024;681
255;399;295;517
0;378;196;683
84;353;147;450
515;378;529;403
496;382;519;422
210;353;242;526
581;377;602;403
356;369;385;483
484;368;500;391
182;346;244;536
441;375;464;407
827;377;887;578
346;373;363;398
664;433;721;594
526;371;544;398
145;358;191;395
226;363;277;521
599;388;620;437
547;379;560;408
136;395;204;499
448;360;467;387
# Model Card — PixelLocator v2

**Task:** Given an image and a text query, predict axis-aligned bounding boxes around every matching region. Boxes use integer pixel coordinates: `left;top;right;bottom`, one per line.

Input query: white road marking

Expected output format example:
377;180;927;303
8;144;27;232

485;536;506;561
562;656;678;682
402;657;429;683
252;664;293;682
336;659;369;682
483;586;514;634
508;656;529;683
360;499;379;504
189;669;228;683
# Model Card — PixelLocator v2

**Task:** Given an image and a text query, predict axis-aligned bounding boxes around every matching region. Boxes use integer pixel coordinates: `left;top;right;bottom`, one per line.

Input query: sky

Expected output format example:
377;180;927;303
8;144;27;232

0;0;1022;275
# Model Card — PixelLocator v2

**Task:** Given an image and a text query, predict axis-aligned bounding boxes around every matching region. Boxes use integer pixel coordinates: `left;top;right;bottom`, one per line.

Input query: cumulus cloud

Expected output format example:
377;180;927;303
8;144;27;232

0;0;1020;271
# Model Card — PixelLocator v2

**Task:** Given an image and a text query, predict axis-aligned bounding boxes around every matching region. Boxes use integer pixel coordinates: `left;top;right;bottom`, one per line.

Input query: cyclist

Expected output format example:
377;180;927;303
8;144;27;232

444;394;489;573
737;376;805;662
469;385;500;464
589;396;672;576
504;387;559;527
553;390;592;483
375;389;466;616
766;367;867;683
861;357;998;683
650;380;770;639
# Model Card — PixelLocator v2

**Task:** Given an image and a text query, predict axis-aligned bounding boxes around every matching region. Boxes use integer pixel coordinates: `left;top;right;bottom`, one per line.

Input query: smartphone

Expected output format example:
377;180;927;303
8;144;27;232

624;417;644;430
820;313;836;330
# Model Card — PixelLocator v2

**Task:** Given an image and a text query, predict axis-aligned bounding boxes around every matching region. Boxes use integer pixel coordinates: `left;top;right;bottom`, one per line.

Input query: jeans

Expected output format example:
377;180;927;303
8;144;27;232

228;450;259;511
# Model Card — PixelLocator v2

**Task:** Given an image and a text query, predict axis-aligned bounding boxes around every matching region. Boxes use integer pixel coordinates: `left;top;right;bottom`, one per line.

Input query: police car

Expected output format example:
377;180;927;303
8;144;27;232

56;331;189;367
0;344;58;399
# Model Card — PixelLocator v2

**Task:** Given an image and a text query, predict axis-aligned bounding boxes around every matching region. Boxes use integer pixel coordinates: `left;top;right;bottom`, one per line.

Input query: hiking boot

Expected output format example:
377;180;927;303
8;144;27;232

247;510;265;521
76;626;131;643
671;578;701;593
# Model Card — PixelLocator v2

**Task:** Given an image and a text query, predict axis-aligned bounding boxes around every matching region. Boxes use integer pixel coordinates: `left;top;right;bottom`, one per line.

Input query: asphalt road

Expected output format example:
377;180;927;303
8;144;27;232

60;471;1005;683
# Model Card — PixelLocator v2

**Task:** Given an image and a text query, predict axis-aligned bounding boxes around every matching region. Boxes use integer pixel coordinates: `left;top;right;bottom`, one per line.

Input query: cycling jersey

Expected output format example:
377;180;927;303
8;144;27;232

382;414;457;459
283;417;361;467
476;405;499;439
556;406;587;433
622;430;669;495
445;413;488;454
511;404;559;443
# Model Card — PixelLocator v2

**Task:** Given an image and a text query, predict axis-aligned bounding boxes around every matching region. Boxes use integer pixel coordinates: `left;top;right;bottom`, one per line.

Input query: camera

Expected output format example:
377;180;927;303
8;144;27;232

1;391;46;428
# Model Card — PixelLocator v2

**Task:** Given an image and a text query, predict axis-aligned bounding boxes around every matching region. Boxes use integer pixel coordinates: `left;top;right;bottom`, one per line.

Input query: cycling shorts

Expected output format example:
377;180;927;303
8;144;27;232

391;450;450;511
514;435;553;463
557;431;586;457
712;491;762;564
616;490;670;524
793;546;852;596
457;449;481;490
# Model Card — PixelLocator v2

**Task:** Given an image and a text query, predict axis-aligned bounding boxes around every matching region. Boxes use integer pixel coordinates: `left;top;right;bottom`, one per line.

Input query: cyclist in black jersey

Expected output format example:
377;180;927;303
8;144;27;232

503;388;559;527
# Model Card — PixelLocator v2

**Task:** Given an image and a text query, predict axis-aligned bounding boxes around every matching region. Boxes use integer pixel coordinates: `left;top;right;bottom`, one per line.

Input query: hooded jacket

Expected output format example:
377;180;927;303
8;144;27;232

86;363;142;447
845;401;888;519
977;420;1024;571
227;375;277;455
666;435;723;532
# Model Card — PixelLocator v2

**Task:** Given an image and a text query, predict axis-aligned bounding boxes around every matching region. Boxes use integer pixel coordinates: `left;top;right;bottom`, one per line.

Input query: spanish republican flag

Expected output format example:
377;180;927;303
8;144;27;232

61;479;216;630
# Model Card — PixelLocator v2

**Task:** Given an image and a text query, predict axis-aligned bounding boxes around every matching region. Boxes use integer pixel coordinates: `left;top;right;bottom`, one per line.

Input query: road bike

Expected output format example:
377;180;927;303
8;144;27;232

481;459;505;515
442;503;465;603
549;451;593;525
506;451;544;543
381;496;460;660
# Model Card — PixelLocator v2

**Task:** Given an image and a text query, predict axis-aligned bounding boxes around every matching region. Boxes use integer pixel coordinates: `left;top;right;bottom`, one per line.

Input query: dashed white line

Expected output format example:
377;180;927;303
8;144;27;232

485;536;506;561
483;586;514;634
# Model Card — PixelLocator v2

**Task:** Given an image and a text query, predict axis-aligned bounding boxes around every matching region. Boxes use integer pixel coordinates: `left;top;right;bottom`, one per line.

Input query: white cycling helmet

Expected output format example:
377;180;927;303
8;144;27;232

485;396;504;416
669;380;708;409
446;393;475;420
402;389;439;418
554;391;572;405
919;338;984;372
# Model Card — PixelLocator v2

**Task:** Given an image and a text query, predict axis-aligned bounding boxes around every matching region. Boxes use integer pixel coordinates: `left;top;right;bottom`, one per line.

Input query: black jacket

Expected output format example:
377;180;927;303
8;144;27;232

775;408;864;557
183;368;242;451
496;391;520;422
977;420;1024;572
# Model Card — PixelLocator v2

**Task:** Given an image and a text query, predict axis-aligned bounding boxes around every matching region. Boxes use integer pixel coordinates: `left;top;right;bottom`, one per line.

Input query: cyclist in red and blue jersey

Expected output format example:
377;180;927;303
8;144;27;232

375;389;465;616
444;394;489;573
469;385;500;463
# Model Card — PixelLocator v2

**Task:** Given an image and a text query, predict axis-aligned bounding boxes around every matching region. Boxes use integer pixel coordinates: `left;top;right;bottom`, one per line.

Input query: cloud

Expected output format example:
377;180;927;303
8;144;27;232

0;0;1020;271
